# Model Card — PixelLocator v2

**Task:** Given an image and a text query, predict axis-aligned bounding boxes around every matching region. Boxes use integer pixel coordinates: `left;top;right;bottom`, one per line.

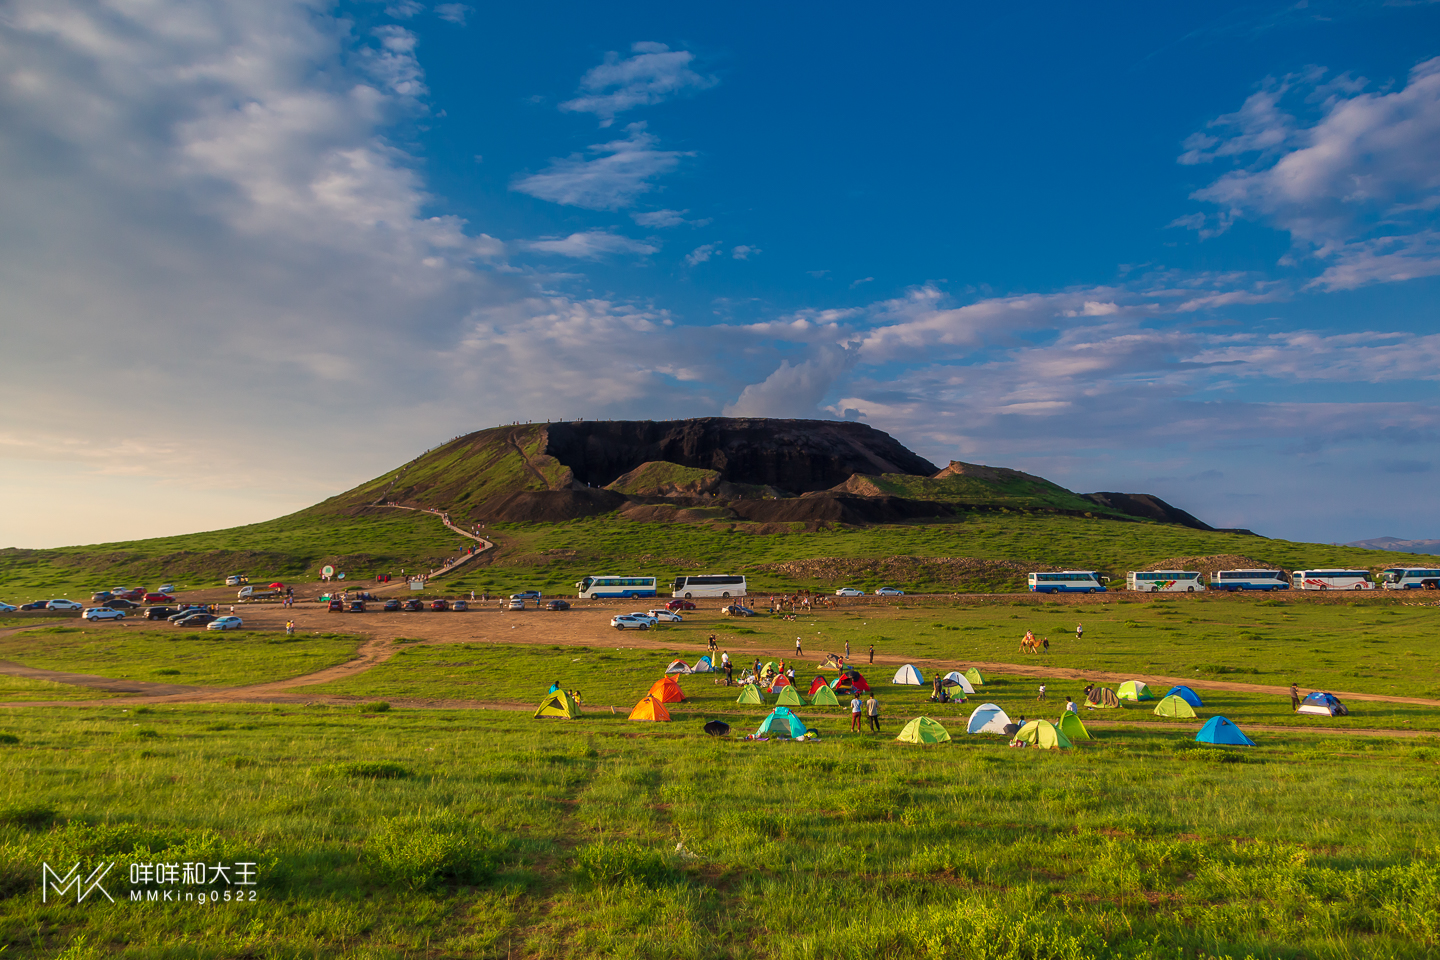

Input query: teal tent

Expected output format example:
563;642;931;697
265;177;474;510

755;706;807;739
1196;715;1255;746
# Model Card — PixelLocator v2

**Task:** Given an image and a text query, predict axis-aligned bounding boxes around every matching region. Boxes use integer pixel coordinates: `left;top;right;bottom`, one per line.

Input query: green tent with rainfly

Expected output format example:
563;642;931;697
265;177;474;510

1154;694;1198;718
736;684;765;705
1118;680;1154;701
1057;710;1091;741
775;685;803;706
1014;719;1072;749
534;689;580;720
897;716;952;744
964;667;985;686
809;684;840;707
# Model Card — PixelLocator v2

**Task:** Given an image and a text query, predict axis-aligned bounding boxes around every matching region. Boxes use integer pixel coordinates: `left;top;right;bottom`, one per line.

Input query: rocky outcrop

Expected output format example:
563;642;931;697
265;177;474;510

1081;492;1216;532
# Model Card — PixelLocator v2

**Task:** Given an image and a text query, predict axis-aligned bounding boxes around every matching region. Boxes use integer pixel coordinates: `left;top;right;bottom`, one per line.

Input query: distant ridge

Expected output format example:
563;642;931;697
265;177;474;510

1344;537;1440;556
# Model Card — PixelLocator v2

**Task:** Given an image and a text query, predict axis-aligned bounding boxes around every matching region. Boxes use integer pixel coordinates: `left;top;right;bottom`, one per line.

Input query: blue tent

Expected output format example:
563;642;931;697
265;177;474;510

755;706;807;739
1298;691;1348;717
1162;685;1204;708
1196;716;1255;746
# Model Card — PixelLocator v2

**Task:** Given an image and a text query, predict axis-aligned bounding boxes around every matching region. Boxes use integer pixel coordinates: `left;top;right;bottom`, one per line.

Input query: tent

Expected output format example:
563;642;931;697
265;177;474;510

703;719;730;736
1014;719;1072;749
1298;691;1349;717
755;706;807;739
897;716;952;744
941;671;976;694
649;677;686;703
964;667;985;686
831;674;871;696
1086;687;1121;708
808;676;831;695
966;703;1012;735
769;676;793;692
762;661;777;678
693;656;714;673
628;695;671;722
665;659;692;675
1118;681;1154;701
893;664;924;685
534;689;580;720
1162;684;1203;707
1057;710;1091;741
809;684;840;707
736;684;765;705
1154;694;1198;719
1196;715;1256;746
775;685;803;706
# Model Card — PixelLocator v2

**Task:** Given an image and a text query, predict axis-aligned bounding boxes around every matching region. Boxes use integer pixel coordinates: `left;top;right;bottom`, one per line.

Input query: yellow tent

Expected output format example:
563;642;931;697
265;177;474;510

534;689;580;720
1154;694;1197;718
775;685;802;705
809;684;840;707
1014;719;1072;749
1057;710;1090;740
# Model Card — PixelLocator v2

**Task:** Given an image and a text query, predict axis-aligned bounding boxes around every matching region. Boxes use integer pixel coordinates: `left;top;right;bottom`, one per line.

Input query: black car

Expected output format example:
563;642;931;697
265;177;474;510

145;607;177;620
348;600;366;613
546;599;571;611
19;601;49;611
402;599;423;612
382;599;401;612
168;606;207;621
104;598;139;610
174;613;217;627
91;591;114;603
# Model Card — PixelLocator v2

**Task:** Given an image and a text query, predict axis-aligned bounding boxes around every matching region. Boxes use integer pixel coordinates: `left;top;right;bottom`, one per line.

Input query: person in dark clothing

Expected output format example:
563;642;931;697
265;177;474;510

868;644;874;664
1290;683;1301;712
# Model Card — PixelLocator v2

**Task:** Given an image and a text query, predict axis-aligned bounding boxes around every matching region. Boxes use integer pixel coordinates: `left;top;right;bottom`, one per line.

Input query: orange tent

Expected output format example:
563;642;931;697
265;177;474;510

649;677;686;703
628;695;671;722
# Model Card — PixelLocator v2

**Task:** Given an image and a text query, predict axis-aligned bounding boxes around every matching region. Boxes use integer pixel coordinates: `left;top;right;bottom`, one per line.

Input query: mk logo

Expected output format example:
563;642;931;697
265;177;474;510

42;862;116;903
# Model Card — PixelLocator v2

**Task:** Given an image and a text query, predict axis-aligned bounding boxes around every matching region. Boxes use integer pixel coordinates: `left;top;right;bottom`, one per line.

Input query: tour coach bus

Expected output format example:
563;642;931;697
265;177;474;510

1292;569;1374;591
1127;571;1205;593
1210;569;1290;591
575;576;658;599
671;575;747;599
1381;567;1440;590
1028;571;1106;594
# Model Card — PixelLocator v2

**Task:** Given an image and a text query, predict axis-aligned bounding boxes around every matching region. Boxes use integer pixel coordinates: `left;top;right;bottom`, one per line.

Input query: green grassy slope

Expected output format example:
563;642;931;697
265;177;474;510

859;470;1119;514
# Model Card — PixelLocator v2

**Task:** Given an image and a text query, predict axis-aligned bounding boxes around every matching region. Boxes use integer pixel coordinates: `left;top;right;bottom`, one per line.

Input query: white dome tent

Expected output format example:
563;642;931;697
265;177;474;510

893;664;924;685
966;703;1012;735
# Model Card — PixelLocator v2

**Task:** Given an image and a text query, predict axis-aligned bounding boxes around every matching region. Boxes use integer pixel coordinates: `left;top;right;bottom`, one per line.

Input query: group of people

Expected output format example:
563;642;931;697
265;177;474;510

849;692;881;732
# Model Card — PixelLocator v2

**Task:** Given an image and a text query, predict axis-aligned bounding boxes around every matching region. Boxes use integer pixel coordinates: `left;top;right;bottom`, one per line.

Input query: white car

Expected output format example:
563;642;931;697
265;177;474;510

508;598;526;610
83;606;125;621
834;587;865;597
874;587;905;596
611;615;652;630
225;575;245;586
0;601;16;613
157;584;176;594
206;616;243;631
647;609;684;623
47;599;84;611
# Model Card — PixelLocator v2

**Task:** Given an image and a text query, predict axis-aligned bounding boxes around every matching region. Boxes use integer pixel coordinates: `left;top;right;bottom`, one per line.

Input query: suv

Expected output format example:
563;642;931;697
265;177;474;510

83;607;125;621
145;606;177;620
91;591;114;603
143;593;175;604
328;599;344;612
431;599;451;611
225;575;246;587
47;599;84;611
610;614;653;630
510;591;542;602
348;600;366;613
507;598;526;611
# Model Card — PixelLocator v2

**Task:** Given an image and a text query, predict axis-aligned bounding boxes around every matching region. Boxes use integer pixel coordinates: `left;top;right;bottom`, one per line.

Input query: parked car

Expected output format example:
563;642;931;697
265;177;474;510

625;611;658;625
648;609;684;623
174;613;217;627
382;599;402;612
47;599;84;611
206;616;243;631
82;607;125;621
834;587;865;597
225;575;246;586
546;599;571;611
0;601;16;613
452;600;468;612
157;584;176;595
507;598;526;611
19;601;49;611
721;604;757;617
103;598;139;610
431;599;451;611
327;600;344;612
168;609;202;621
511;591;542;602
145;607;177;620
665;599;697;611
610;614;652;630
402;599;423;612
90;591;114;603
143;593;175;604
116;589;145;602
874;587;905;596
348;600;366;613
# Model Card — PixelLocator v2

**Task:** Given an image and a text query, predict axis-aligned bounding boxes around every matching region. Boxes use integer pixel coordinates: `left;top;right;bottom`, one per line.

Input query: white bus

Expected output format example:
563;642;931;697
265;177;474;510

1211;569;1290;592
671;575;747;599
1293;569;1374;591
575;575;658;600
1028;571;1106;594
1381;568;1440;590
1127;571;1205;593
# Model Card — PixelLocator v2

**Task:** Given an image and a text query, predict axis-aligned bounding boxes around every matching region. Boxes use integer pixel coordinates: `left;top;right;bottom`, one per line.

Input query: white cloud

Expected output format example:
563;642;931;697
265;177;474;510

686;242;720;265
434;3;470;24
731;244;759;260
1182;57;1440;289
384;0;425;18
631;208;709;228
521;230;658;259
723;348;857;418
850;277;874;288
510;123;690;210
560;42;717;127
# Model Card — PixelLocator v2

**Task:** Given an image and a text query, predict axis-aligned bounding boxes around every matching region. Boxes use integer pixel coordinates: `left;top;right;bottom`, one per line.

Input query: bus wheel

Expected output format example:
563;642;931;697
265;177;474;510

1353;583;1364;591
1187;586;1195;593
1151;587;1159;593
722;592;730;599
684;593;692;599
1088;588;1097;594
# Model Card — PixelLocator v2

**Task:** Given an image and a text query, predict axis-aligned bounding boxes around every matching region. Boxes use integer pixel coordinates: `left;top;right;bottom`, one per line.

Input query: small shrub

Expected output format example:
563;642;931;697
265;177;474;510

336;761;408;779
0;803;58;829
574;840;678;887
359;701;391;713
152;668;180;676
0;733;19;745
368;811;500;889
133;707;153;715
133;729;160;740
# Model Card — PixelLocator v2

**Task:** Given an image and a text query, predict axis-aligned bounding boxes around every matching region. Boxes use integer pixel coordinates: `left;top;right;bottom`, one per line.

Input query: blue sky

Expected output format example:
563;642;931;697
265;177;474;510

1;0;1438;547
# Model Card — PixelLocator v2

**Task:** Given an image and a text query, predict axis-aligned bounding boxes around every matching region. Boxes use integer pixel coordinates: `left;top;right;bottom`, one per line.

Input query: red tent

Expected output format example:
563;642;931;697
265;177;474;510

807;675;830;695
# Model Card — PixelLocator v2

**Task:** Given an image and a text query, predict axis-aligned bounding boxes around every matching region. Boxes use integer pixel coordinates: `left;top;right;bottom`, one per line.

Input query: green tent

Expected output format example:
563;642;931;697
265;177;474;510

775;685;803;706
736;684;765;705
964;667;985;686
534;689;580;720
896;716;952;744
1057;710;1091;741
755;707;807;739
809;684;840;707
1015;719;1072;749
1118;680;1154;701
1154;694;1198;718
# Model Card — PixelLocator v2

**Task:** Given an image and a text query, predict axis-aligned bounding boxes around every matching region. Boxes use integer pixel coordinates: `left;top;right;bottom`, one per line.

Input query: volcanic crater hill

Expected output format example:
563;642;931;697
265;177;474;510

312;417;1221;530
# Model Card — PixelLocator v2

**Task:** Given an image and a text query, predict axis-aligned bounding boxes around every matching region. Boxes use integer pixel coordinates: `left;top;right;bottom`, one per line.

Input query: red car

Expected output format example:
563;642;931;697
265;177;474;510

327;599;344;612
666;599;697;611
143;593;175;604
430;599;450;611
118;588;146;601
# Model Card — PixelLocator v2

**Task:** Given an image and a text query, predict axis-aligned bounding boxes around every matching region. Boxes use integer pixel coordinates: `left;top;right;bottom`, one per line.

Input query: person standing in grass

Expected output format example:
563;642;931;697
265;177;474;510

1076;622;1083;640
868;643;874;664
866;693;880;732
845;639;850;660
1290;682;1301;712
795;636;803;656
1037;683;1047;702
850;694;864;732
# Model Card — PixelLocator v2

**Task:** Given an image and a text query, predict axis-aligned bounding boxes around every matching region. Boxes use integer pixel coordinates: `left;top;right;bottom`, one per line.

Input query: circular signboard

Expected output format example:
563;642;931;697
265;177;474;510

322;565;335;578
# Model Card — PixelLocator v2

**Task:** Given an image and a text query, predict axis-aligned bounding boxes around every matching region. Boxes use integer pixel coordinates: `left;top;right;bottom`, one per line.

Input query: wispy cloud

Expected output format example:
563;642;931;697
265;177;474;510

631;208;709;228
520;230;658;260
731;244;759;260
685;242;720;265
434;4;471;25
510;123;690;210
560;42;717;127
